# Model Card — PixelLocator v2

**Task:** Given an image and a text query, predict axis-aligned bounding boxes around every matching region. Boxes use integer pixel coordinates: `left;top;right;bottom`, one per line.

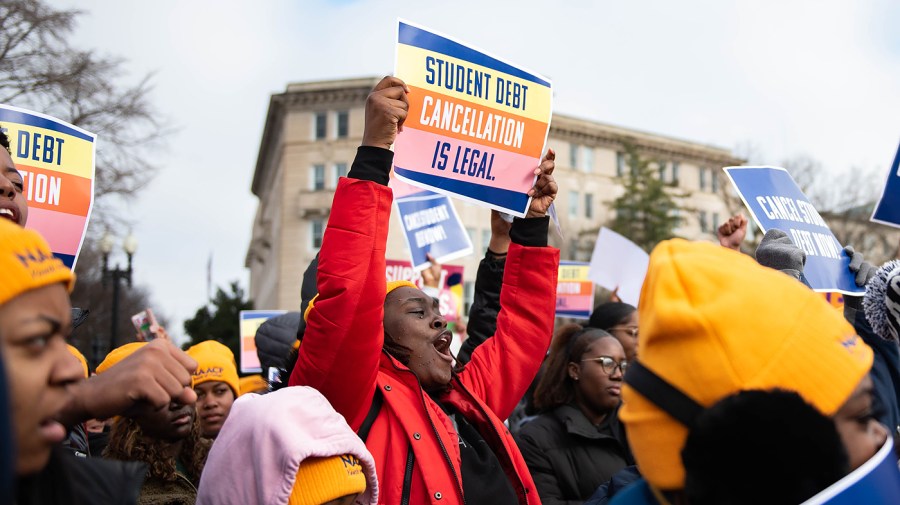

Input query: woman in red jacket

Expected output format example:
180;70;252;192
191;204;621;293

290;76;560;505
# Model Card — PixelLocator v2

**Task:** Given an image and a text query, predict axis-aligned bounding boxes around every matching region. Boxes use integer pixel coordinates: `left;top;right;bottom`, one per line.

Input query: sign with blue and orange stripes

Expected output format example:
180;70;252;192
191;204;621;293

0;105;95;268
393;20;553;217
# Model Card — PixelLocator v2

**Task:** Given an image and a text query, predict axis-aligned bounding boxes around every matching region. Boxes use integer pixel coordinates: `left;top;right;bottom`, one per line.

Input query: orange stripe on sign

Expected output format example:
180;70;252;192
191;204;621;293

408;85;547;158
17;164;92;215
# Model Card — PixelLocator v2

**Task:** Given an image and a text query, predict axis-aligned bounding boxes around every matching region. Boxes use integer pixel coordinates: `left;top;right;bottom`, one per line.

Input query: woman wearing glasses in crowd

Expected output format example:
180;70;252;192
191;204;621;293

589;302;639;363
515;324;634;505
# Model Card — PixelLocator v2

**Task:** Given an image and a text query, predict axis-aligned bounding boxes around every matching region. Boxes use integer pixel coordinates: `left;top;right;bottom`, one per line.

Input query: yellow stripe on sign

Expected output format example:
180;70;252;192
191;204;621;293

397;44;551;122
559;265;590;280
5;123;95;179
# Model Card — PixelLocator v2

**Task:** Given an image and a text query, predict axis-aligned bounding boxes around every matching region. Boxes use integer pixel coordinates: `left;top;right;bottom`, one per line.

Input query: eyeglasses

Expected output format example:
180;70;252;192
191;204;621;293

607;326;638;338
580;356;628;376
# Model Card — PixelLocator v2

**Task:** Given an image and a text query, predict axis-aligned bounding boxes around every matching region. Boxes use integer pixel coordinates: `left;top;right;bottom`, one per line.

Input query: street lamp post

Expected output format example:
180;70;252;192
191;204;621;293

100;232;137;352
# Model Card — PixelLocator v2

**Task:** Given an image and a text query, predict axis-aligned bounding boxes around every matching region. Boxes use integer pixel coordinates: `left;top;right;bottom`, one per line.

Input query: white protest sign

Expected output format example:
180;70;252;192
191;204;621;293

587;227;649;307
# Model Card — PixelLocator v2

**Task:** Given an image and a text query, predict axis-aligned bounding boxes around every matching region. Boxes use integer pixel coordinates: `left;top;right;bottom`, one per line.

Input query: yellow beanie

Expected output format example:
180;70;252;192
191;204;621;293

621;239;873;490
67;344;89;378
96;342;147;374
186;340;239;397
238;374;267;396
0;219;74;306
288;455;367;505
303;280;418;322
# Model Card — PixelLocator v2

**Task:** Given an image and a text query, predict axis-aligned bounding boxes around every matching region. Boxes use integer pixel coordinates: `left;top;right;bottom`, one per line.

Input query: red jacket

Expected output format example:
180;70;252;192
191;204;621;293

291;176;559;505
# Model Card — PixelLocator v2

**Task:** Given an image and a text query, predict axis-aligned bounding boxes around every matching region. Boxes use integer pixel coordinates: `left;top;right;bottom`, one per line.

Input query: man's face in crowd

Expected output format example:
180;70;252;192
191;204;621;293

383;286;453;391
0;149;28;226
0;283;81;474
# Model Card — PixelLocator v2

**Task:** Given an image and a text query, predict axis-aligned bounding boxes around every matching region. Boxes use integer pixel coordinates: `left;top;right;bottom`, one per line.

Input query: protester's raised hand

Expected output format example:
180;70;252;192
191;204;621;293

362;76;410;150
422;253;442;289
488;210;512;254
717;213;748;251
526;149;557;218
63;338;198;424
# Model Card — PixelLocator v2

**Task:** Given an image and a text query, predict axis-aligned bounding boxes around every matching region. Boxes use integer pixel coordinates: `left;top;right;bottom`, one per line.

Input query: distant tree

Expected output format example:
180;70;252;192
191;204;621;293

609;144;684;252
183;282;254;367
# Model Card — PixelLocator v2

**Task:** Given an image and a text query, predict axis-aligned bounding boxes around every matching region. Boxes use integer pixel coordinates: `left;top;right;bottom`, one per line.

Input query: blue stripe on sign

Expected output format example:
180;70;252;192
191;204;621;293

398;22;551;88
0;109;94;142
54;252;75;269
394;165;529;212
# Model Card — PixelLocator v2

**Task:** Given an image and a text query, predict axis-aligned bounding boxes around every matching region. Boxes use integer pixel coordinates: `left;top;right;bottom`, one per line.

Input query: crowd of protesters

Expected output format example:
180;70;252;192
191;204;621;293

2;75;900;505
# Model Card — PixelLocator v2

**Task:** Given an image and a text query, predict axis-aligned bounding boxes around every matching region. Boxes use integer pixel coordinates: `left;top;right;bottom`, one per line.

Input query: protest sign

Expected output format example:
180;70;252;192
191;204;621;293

395;192;473;271
385;259;464;323
0;104;95;268
587;228;649;307
871;141;900;228
239;310;287;374
724;166;863;295
393;19;553;217
556;261;594;319
801;436;900;504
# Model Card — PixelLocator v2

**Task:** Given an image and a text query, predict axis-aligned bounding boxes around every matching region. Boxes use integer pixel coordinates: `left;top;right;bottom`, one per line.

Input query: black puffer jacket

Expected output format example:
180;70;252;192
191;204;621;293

515;404;633;505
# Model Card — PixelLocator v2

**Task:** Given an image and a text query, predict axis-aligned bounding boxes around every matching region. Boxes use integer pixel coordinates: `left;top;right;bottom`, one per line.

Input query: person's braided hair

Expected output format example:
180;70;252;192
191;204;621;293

0;127;10;155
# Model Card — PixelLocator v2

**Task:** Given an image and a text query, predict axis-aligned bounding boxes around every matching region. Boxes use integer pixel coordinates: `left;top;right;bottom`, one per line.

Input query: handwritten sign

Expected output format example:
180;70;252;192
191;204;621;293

393;19;553;217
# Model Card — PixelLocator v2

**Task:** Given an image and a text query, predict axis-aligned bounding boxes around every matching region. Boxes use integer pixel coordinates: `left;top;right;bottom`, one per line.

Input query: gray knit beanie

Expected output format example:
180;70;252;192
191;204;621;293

863;260;900;342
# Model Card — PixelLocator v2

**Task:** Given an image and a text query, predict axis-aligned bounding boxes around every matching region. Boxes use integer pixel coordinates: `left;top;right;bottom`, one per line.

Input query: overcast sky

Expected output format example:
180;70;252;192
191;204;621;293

48;0;900;342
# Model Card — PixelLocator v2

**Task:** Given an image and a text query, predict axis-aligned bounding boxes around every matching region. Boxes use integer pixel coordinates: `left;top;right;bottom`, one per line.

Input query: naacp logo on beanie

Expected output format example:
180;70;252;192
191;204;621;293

0;219;74;306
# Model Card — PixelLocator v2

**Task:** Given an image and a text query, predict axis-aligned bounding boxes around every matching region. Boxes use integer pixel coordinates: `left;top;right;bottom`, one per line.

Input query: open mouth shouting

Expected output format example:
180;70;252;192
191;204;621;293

0;203;20;225
433;330;454;363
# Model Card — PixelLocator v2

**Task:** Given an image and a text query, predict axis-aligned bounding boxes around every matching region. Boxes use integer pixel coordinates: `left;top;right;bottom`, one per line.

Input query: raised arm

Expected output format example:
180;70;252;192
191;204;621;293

456;210;511;365
459;150;560;418
289;77;409;429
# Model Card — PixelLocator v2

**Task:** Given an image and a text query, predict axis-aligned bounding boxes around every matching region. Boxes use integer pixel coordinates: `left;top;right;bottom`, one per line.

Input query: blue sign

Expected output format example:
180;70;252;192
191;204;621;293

724;166;864;295
871;142;900;228
802;436;900;504
395;191;473;271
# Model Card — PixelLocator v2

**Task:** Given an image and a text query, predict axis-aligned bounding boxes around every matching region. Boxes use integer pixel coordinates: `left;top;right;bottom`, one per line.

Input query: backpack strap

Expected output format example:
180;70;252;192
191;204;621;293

357;388;384;442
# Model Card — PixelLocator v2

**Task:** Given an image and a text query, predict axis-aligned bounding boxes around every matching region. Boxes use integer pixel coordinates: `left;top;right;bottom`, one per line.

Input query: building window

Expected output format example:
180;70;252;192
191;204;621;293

464;280;475;315
712;212;720;232
658;162;667;181
314;112;327;140
711;171;719;192
569;238;579;261
481;229;491;253
671;162;680;186
336;111;349;138
583;147;593;173
570;144;580;169
616;152;626;177
569;190;579;217
699;211;708;233
311;164;325;190
330;163;348;188
310;219;325;250
585;193;594;219
699;167;707;190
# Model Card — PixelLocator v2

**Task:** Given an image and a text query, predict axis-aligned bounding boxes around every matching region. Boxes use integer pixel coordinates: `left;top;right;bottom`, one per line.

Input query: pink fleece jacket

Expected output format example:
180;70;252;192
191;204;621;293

197;386;378;505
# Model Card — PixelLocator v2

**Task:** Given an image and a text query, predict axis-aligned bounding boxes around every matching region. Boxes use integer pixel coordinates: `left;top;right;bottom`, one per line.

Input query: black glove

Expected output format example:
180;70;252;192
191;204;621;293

755;229;805;279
